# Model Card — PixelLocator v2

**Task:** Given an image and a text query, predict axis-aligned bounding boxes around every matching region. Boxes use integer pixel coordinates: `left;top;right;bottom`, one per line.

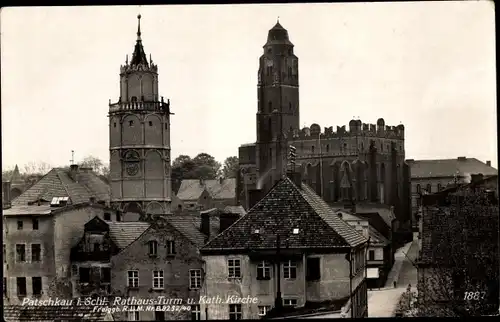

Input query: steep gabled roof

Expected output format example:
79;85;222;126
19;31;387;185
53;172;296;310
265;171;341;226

177;178;236;201
202;177;366;252
11;168;110;207
107;221;151;249
408;158;497;179
165;213;220;247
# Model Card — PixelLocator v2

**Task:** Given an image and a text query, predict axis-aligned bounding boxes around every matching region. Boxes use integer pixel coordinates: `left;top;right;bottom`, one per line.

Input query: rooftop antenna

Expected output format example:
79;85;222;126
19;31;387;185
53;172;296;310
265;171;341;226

70;150;75;165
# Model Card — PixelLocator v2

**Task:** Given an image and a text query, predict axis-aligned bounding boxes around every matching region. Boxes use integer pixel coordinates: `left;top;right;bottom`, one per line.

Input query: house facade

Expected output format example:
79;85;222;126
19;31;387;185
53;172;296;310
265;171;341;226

176;178;237;211
200;174;369;320
3;166;110;305
407;157;497;231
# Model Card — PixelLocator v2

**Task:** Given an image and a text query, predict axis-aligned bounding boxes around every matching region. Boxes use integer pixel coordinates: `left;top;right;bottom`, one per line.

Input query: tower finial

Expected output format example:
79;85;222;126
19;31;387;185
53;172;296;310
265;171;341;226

277;16;280;23
137;14;142;40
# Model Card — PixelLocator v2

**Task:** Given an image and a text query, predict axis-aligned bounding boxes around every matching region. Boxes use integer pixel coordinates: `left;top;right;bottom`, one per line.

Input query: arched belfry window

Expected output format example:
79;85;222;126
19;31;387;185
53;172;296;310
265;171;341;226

268;101;272;113
124;150;140;176
380;163;386;182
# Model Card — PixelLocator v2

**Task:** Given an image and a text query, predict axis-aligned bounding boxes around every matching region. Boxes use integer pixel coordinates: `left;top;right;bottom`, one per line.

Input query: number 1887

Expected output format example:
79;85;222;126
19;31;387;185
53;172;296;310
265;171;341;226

464;291;486;300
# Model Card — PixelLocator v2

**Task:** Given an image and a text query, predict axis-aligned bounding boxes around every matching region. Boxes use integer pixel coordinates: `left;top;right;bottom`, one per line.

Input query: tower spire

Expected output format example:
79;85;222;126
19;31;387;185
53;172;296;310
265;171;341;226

130;14;148;67
137;14;142;41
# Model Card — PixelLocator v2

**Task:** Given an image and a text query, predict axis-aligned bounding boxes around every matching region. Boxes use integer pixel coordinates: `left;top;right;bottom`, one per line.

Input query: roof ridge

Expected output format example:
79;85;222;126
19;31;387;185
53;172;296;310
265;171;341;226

112;224;152;254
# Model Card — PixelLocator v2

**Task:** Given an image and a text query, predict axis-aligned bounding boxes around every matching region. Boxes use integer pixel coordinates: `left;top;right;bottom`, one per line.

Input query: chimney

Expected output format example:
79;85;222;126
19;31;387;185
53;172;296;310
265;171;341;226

457;156;466;161
247;189;263;210
3;181;11;208
286;171;303;188
219;177;224;184
199;178;204;186
486;160;491;166
471;173;484;184
70;164;79;181
200;212;210;241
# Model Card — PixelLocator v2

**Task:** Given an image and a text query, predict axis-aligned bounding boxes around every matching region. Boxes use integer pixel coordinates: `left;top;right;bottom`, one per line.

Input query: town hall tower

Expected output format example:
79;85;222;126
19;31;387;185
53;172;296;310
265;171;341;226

108;15;173;215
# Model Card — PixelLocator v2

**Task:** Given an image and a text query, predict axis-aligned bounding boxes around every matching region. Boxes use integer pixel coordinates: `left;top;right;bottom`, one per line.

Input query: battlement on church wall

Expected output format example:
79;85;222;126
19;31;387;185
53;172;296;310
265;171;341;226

285;118;405;140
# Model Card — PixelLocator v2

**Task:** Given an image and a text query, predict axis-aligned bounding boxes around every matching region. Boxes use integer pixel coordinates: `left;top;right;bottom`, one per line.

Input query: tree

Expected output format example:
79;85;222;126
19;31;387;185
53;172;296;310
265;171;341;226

410;182;499;317
79;156;104;174
170;153;222;194
222;156;239;178
192;153;221;179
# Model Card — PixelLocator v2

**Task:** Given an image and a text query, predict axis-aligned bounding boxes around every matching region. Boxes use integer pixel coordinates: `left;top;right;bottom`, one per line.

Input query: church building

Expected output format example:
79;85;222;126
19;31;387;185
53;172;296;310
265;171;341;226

237;21;412;233
108;15;173;216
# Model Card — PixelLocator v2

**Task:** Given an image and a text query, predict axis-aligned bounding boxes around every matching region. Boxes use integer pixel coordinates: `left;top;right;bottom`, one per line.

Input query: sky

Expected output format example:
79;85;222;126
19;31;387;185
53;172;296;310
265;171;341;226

1;2;497;172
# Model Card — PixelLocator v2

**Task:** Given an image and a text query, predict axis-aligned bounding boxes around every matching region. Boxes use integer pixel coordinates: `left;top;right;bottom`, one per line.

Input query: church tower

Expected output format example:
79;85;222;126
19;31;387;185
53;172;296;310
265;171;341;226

256;20;300;192
108;15;173;216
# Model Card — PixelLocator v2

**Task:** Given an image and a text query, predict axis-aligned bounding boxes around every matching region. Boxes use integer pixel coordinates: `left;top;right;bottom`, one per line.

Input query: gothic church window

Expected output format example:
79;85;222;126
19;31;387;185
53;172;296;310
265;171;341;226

131;96;137;102
113;122;116;128
426;184;432;193
326;145;329;153
288;67;292;76
268;102;272;113
289;102;292;110
311;146;315;154
416;184;421;194
165;123;168;130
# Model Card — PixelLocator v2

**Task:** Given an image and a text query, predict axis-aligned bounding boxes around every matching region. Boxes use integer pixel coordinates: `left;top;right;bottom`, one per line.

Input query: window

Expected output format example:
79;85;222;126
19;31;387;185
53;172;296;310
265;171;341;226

153;271;164;289
32;218;39;230
191;305;201;320
288;66;292;76
189;269;202;289
257;261;271;280
127;271;139;288
229;304;242;320
148;240;158;257
426;184;432;193
31;244;41;262
306;257;321;281
17;277;26;297
437;183;442;191
289;102;292;110
17;220;23;230
155;310;165;321
116;212;122;222
131;96;137;102
16;244;26;262
104;213;111;221
3;244;6;263
268;101;272;113
113;122;117;128
369;250;375;261
311;146;315;154
128;305;140;321
32;277;42;296
283;260;297;279
79;267;90;283
326;144;329;153
71;265;78;276
101;268;111;283
94;243;100;252
380;143;383;151
165;123;168;130
166;240;176;255
3;278;7;297
416;184;421;194
149;121;153;126
283;299;297;307
228;259;241;278
258;306;271;317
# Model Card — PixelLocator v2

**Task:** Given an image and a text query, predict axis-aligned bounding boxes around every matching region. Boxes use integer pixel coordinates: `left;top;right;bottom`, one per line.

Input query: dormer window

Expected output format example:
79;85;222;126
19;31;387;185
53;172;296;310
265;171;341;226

148;240;158;257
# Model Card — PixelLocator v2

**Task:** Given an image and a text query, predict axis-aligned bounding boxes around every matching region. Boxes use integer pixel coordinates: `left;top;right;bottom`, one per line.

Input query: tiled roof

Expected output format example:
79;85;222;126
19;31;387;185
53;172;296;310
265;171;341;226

11;168;110;207
202;177;366;252
107;221;151;249
354;202;395;227
165;213;220;247
177;178;236;201
408;158;497;179
369;226;390;246
3;305;110;321
3;204;53;216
